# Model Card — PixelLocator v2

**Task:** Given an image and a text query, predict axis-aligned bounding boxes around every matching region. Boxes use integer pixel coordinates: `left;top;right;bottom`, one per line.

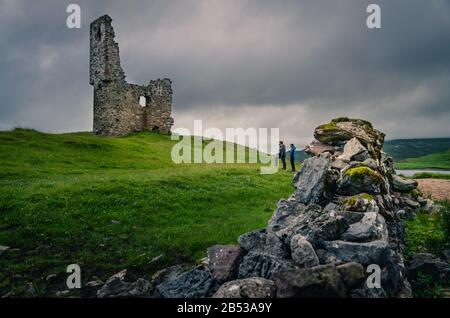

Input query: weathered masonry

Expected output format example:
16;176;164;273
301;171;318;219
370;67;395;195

90;15;174;136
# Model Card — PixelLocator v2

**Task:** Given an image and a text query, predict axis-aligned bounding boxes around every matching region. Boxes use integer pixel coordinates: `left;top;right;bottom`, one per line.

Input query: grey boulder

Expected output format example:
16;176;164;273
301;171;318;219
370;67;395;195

273;264;347;298
238;251;296;280
153;268;219;298
392;175;418;192
293;153;332;205
341;212;388;243
290;235;319;268
322;240;389;266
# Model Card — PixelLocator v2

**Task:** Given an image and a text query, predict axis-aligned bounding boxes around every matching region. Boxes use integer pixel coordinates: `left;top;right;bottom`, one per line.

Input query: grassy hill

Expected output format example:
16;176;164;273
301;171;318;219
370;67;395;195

395;149;450;170
384;138;450;161
0;129;294;296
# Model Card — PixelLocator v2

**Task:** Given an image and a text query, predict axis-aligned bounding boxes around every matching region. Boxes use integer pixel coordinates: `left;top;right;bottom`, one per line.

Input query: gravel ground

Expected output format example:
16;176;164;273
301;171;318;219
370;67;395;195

417;178;450;201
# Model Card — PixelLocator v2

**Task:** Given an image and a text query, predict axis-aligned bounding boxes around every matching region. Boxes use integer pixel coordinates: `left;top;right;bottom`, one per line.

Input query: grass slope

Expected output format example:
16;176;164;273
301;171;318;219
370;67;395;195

395;149;450;170
0;129;294;296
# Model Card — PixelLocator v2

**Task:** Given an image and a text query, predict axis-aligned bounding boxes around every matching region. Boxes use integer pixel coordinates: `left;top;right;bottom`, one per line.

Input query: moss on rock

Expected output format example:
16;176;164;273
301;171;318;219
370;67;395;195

345;166;384;184
344;193;374;208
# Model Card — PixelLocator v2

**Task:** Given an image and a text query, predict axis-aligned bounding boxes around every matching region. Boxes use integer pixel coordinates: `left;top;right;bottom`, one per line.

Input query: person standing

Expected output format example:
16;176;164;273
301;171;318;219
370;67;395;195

279;141;286;170
289;143;296;172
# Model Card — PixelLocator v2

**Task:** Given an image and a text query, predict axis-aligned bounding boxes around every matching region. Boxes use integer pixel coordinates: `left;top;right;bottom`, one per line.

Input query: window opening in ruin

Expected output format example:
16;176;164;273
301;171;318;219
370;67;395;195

95;27;102;41
139;96;147;107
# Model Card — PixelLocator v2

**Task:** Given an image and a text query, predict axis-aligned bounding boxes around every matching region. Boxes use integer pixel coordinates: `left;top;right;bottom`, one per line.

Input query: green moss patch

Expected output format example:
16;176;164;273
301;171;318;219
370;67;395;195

345;166;383;184
344;193;374;207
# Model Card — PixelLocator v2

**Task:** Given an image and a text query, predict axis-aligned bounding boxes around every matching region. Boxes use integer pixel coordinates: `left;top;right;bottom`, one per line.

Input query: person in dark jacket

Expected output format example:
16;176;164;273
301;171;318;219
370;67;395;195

289;143;296;172
279;141;286;170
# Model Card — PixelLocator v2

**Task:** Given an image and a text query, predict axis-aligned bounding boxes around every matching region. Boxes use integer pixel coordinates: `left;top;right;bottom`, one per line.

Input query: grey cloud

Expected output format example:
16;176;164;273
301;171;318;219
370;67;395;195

0;0;449;144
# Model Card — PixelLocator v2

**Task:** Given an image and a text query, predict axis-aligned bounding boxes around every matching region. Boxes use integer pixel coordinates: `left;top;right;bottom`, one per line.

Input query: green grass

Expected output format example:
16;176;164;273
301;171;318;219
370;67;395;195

395;149;450;170
404;201;450;297
0;129;294;296
411;173;450;180
404;203;449;260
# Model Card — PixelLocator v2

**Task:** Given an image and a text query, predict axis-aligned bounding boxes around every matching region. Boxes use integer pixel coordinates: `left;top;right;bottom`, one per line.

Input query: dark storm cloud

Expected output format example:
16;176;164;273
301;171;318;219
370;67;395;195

0;0;449;144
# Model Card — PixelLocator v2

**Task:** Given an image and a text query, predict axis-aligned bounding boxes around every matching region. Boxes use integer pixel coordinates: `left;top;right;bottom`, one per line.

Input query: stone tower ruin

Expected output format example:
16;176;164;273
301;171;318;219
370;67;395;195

90;15;174;136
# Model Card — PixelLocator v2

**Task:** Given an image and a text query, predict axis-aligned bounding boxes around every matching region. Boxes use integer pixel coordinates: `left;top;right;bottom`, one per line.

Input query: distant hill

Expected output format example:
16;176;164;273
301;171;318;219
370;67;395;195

384;138;450;161
395;149;450;170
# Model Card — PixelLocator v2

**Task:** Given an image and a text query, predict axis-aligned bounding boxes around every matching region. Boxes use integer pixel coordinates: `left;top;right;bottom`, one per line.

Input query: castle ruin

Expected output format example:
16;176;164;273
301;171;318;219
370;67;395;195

90;15;173;136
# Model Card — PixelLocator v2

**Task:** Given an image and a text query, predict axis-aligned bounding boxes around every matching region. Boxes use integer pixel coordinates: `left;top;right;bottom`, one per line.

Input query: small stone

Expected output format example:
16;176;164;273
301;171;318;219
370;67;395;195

55;290;71;297
97;270;151;298
149;254;164;264
362;158;379;170
338;137;367;161
110;220;120;224
305;139;337;156
274;264;347;298
238;229;267;252
46;274;57;281
423;199;440;213
238;251;296;280
341;212;387;243
396;209;406;218
392;175;417;192
153;268;219;298
322;240;389;266
290;235;319;268
336;262;366;289
86;278;104;288
212;277;276;298
25;282;36;296
0;246;10;256
331;159;350;170
207;245;242;282
404;198;420;209
12;274;22;280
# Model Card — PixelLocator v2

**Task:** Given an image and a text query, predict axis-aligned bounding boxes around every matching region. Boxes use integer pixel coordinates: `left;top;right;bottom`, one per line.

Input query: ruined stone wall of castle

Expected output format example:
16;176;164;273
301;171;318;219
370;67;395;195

90;15;173;136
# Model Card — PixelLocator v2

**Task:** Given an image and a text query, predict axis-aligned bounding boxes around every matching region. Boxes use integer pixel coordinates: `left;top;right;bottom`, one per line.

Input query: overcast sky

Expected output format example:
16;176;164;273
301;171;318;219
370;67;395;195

1;0;449;146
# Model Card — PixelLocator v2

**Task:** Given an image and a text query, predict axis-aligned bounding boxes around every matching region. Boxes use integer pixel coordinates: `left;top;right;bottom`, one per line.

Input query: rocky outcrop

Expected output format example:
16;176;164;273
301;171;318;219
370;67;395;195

94;117;433;298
